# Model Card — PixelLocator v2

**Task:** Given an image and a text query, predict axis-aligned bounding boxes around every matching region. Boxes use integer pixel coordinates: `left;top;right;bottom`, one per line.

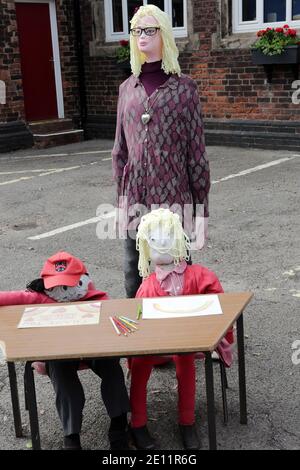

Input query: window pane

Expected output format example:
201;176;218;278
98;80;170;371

292;0;300;20
264;0;286;23
149;0;165;10
172;0;184;27
128;0;143;22
242;0;256;21
112;0;123;32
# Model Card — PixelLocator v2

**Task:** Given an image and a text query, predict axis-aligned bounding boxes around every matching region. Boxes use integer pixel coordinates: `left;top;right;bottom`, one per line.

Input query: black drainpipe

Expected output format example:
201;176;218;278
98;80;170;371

73;0;87;138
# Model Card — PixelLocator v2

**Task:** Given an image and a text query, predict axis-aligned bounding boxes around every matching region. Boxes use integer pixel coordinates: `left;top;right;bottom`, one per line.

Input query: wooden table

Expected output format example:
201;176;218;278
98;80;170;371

0;292;253;450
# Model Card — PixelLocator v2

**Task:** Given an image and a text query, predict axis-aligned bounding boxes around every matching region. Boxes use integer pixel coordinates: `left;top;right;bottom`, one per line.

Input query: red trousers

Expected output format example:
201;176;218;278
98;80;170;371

130;354;195;428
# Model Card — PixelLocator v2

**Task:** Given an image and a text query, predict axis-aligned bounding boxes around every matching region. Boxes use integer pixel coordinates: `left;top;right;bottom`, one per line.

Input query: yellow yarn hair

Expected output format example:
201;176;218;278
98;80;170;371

130;5;181;77
136;208;190;278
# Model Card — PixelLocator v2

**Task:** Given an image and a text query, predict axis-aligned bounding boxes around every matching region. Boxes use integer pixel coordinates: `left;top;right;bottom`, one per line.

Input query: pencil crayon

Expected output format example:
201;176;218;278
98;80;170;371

118;316;138;331
113;316;129;335
109;316;121;336
114;316;131;331
119;316;139;325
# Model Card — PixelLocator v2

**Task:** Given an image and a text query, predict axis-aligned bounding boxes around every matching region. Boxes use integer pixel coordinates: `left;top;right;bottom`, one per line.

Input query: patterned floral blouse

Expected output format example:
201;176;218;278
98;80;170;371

112;73;210;222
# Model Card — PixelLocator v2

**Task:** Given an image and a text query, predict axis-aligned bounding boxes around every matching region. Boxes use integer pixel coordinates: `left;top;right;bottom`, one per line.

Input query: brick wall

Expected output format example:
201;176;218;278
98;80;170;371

81;0;300;147
1;0;299;151
80;0;124;137
0;0;82;151
55;0;81;122
0;0;81;126
182;0;300;122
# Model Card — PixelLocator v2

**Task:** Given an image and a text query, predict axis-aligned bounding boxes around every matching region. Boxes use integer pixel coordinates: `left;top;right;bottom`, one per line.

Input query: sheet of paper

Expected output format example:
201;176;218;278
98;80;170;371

18;302;101;328
142;295;222;319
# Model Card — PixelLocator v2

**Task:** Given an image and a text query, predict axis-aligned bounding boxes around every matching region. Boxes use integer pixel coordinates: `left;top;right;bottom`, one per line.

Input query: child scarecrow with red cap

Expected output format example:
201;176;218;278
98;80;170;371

0;251;130;450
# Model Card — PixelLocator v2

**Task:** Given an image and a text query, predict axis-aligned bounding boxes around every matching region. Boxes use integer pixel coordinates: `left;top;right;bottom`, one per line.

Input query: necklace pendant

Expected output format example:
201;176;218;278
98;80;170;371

141;112;151;125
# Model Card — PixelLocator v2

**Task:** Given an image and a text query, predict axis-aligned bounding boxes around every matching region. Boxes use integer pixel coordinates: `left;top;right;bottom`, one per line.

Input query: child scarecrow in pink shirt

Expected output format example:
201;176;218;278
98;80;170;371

129;209;233;450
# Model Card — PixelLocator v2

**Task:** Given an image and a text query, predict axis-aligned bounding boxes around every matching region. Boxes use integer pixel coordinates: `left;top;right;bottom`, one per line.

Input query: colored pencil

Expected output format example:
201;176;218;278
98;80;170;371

118;317;138;331
113;316;129;335
119;316;139;325
117;318;134;332
109;316;121;336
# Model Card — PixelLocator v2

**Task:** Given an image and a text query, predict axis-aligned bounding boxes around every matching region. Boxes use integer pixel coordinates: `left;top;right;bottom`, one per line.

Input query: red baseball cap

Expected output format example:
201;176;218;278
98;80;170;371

40;251;87;289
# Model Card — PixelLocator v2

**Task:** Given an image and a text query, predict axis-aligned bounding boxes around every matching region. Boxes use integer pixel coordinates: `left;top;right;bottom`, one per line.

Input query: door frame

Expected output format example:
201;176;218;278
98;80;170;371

15;0;65;119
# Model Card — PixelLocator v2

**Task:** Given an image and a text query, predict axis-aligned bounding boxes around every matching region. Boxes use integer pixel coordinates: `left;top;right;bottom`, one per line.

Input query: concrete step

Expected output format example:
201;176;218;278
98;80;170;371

28;118;74;134
33;129;84;149
28;119;84;149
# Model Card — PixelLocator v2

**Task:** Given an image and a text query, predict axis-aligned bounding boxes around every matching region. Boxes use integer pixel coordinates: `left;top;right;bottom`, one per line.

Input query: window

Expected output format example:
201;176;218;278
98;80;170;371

104;0;187;42
233;0;300;33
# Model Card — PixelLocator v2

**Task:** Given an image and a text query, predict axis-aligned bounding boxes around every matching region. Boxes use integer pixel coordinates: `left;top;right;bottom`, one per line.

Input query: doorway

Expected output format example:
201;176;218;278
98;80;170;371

15;1;64;121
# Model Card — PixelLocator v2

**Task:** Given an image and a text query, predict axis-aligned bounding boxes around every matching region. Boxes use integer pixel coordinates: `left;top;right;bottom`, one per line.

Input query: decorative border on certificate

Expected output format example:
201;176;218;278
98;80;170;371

142;295;223;319
18;302;101;328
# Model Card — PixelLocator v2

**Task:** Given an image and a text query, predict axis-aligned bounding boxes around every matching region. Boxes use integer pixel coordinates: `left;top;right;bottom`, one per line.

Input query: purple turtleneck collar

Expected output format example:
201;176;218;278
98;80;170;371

140;60;169;97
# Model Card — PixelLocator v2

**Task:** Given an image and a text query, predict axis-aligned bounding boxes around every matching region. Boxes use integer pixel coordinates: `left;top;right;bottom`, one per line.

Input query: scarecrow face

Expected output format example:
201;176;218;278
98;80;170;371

148;226;174;266
45;274;90;302
136;15;163;59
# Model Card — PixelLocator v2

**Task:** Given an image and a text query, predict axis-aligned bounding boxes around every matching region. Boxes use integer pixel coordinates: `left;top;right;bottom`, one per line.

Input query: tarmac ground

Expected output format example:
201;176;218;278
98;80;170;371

0;139;299;450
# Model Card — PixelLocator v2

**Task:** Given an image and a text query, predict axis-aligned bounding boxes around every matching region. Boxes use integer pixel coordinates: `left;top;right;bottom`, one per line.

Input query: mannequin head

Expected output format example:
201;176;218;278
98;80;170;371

136;208;190;278
130;5;181;77
134;15;163;63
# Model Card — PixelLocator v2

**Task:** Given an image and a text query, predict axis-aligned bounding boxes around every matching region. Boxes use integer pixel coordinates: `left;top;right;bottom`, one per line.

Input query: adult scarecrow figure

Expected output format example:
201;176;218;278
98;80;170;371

112;4;210;298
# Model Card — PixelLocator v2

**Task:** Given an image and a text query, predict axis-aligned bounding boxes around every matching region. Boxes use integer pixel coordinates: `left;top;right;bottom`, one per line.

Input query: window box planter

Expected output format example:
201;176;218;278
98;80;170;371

251;45;300;82
251;45;300;64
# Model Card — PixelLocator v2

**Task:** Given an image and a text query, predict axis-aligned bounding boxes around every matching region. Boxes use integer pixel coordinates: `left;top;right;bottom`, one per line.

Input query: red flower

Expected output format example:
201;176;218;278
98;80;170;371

287;28;297;37
275;27;284;33
283;24;290;29
119;40;129;47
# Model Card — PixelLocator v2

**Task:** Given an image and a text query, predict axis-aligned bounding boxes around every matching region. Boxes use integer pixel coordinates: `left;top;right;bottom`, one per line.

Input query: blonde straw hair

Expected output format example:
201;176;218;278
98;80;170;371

130;5;181;77
136;208;190;278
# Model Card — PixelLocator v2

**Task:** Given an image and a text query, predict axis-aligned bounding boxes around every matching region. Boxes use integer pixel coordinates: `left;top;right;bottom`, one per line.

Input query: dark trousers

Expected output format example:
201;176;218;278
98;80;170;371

124;235;192;298
124;235;142;298
46;358;130;436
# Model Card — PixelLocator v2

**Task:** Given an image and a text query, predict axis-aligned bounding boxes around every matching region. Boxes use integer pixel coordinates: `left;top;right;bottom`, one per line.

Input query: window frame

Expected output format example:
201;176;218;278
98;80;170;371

233;0;300;33
104;0;187;42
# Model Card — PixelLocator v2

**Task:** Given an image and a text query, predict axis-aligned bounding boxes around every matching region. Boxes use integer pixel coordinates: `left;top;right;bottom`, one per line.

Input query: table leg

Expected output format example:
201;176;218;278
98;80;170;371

7;362;23;437
24;362;41;450
236;313;247;424
205;351;217;450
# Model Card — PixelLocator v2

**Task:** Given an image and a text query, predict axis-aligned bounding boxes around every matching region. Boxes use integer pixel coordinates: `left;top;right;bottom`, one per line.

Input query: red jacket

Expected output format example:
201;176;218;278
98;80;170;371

0;287;109;374
136;264;233;366
136;264;224;298
0;288;108;306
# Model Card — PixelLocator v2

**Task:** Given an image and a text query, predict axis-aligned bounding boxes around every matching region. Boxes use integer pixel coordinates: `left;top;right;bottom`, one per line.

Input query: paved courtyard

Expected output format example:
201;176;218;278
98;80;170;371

0;139;299;450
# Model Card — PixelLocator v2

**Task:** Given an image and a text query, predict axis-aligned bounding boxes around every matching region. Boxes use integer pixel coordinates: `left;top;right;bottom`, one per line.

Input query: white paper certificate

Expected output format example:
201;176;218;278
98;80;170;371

142;295;222;319
18;302;101;328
